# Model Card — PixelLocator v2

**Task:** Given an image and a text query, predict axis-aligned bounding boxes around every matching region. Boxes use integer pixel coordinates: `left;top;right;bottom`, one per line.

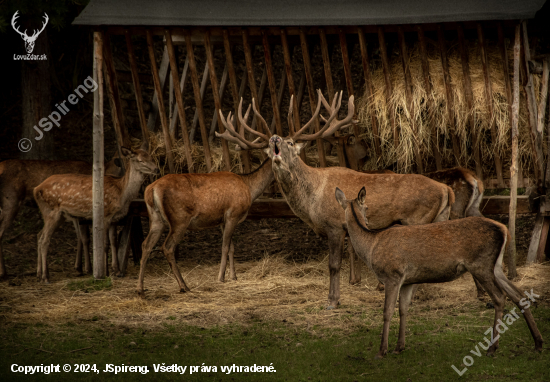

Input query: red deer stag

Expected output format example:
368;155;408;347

0;157;122;279
336;187;543;358
217;90;455;309
34;147;157;282
136;104;275;294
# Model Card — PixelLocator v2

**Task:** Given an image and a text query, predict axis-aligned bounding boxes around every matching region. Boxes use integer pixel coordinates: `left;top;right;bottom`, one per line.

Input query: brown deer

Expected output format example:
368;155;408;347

336;186;543;358
0;157;122;279
217;90;455;309
136;104;274;294
34;147;157;282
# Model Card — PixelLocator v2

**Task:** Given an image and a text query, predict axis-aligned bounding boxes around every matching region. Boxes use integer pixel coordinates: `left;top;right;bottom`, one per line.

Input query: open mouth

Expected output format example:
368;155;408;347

273;144;280;157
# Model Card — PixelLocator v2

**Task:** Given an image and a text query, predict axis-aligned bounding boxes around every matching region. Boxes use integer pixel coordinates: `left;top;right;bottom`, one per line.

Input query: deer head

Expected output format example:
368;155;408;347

11;11;49;54
121;147;159;176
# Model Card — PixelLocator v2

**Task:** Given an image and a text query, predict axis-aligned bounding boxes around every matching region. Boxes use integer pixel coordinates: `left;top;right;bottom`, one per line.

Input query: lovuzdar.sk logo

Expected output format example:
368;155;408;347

12;10;48;60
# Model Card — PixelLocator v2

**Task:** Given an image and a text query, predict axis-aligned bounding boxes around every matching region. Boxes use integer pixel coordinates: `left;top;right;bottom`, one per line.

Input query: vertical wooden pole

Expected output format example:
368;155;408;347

204;30;231;171
417;26;442;170
189;61;210;141
358;27;381;157
169;56;190;138
184;29;213;172
508;24;521;278
378;27;399;148
339;29;361;149
281;29;300;135
209;61;230;140
270;66;288;132
262;30;283;137
223;29;251;173
165;29;195;173
147;47;170;132
92;31;105;279
398;27;424;173
300;28;326;167
457;24;483;179
146;30;175;174
242;29;261;126
477;23;504;187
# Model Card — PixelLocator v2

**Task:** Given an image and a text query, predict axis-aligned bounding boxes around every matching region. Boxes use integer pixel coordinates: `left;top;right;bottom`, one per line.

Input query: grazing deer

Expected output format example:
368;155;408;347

34;147;157;282
336;187;543;358
136;105;274;294
217;90;455;309
0;157;122;279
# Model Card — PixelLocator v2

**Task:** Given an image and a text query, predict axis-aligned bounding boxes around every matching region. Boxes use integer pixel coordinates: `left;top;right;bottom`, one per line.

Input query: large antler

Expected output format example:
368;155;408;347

216;98;271;150
290;90;355;142
11;11;26;38
31;13;49;39
11;11;48;40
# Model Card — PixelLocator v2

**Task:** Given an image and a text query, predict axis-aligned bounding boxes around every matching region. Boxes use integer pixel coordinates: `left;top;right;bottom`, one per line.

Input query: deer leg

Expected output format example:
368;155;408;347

433;205;451;223
109;225;122;276
347;239;361;285
394;283;416;354
37;210;64;283
162;226;190;292
72;219;84;275
327;231;345;309
219;220;237;282
136;212;165;295
376;279;401;359
474;278;486;300
80;224;91;274
0;201;21;280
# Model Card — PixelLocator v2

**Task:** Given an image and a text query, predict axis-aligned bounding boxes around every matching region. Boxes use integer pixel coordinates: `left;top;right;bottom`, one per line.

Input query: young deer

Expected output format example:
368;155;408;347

136;105;275;294
336;187;543;358
34;147;157;282
217;90;455;309
0;157;122;279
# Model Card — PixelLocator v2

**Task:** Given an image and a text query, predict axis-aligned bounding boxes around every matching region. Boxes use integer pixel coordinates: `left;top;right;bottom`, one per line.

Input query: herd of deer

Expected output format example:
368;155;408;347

0;90;542;358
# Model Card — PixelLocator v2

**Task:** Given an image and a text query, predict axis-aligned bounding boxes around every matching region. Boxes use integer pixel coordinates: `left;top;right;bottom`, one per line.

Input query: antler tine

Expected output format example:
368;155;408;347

292;92;323;140
320;95;355;138
237;98;269;141
287;94;295;135
252;98;272;138
217;106;269;150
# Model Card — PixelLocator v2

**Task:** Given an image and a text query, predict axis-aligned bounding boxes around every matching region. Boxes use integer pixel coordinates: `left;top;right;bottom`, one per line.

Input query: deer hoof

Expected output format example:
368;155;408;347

116;272;125;278
374;352;385;360
179;288;187;293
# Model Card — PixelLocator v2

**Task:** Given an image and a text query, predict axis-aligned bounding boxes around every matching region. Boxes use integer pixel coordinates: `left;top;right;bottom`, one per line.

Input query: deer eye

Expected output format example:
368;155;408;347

288;142;294;146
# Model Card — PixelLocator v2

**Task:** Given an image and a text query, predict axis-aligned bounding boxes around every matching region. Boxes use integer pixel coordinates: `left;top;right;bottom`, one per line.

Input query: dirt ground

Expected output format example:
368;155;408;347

0;205;547;331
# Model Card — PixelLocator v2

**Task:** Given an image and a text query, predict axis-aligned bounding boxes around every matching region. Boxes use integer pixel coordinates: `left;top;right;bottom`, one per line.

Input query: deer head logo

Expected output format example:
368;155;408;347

11;11;49;54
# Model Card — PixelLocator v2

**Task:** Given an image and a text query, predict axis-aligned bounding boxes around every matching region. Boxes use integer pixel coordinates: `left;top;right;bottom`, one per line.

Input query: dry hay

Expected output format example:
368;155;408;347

1;252;548;331
356;40;544;174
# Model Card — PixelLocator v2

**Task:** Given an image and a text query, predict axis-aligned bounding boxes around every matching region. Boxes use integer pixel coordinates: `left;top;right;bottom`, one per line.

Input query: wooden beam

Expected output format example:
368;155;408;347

398;27;423;173
222;29;251;173
300;28;326;167
147;47;170;132
242;29;261;129
208;60;230;141
165;29;195;173
477;23;505;187
280;29;300;135
168;56;189;139
378;27;399;148
184;29;213;172
262;30;283;137
457;24;483;179
358;27;381;157
417;26;442;170
146;30;175;174
92;31;106;279
189;60;210;142
204;30;231;171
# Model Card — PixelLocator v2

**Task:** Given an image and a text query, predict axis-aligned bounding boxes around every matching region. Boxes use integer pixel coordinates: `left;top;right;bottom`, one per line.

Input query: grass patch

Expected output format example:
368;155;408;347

0;306;548;381
65;277;112;292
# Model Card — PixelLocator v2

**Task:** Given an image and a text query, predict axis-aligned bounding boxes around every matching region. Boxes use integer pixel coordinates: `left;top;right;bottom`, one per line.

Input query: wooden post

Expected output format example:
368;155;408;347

508;24;521;278
281;29;301;135
92;31;106;279
300;28;326;167
189;61;210;141
438;25;462;166
398;27;423;173
223;29;251;173
147;47;170;132
168;56;190;139
477;23;504;187
358;27;381;157
262;30;283;137
457;24;483;179
146;30;175;174
165;29;195;173
417;26;442;170
209;61;230;140
242;29;261;128
184;29;213;172
204;31;231;171
378;27;399;148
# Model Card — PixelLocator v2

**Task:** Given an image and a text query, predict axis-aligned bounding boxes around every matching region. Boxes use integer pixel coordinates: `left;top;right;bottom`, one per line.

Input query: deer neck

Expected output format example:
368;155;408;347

346;202;377;268
272;156;316;199
116;161;145;210
241;158;274;201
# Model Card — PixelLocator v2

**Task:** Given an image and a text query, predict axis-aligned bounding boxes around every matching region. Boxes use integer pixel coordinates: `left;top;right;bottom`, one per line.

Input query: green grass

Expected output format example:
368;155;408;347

65;277;112;292
0;305;548;381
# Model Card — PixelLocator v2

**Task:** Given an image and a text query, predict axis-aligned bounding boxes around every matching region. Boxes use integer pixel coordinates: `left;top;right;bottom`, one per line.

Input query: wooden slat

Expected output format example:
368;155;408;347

398;27;423;173
168;56;189;139
357;27;381;157
189;61;210;142
223;29;251;173
184;29;213;172
477;23;504;187
125;30;150;148
262;30;283;137
242;29;261;128
437;25;462;166
300;28;326;167
270;65;287;133
165;29;195;173
378;27;399;148
208;61;230;140
457;24;483;179
146;30;175;173
204;30;231;171
417;26;442;170
147;47;170;132
339;30;361;140
280;29;300;135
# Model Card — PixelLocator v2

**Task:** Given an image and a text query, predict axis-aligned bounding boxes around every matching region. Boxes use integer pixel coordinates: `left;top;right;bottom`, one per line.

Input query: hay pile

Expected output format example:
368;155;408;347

356;41;543;174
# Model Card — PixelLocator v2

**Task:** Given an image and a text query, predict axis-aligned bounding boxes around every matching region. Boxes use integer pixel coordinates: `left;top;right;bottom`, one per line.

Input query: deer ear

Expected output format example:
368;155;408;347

264;147;271;156
114;158;122;168
335;187;347;210
357;187;367;205
295;142;307;153
120;147;134;158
